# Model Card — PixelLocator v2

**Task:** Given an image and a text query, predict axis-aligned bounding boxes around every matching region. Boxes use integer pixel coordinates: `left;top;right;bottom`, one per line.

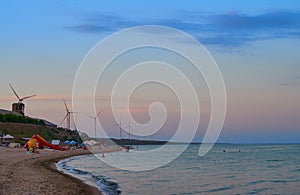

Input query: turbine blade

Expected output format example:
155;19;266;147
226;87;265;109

97;110;103;117
70;111;80;114
21;95;36;101
9;83;21;101
86;114;94;119
63;99;69;112
124;119;131;129
60;113;68;125
112;123;119;127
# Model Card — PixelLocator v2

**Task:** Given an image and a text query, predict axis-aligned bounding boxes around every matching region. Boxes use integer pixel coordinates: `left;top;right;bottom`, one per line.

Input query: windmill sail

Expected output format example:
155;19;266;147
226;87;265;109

9;83;36;115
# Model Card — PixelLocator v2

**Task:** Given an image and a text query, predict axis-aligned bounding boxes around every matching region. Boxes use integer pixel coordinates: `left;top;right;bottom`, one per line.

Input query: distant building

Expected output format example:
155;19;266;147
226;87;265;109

51;140;60;145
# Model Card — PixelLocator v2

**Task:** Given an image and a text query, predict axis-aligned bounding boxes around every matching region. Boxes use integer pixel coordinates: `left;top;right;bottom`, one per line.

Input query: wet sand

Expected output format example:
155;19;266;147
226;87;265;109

0;148;102;195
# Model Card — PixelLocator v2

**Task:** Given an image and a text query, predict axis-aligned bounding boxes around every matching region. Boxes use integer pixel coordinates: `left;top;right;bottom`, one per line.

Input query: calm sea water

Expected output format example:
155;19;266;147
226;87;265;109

58;144;300;195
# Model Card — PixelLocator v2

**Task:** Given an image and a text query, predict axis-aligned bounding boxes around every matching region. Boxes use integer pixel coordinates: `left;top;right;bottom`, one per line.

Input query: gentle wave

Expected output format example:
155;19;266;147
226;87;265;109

203;185;234;193
57;156;121;195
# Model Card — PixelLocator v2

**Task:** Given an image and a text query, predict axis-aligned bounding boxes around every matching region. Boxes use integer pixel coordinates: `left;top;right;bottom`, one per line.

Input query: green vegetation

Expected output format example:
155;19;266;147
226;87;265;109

0;113;45;125
0;122;83;145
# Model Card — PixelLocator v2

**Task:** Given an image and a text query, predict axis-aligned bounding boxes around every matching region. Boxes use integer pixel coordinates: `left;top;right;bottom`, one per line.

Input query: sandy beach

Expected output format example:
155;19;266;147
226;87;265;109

0;148;102;195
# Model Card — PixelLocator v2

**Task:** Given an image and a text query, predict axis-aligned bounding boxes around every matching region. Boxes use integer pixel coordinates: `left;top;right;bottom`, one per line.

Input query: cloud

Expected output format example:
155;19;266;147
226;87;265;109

212;11;300;30
65;24;114;33
65;13;139;33
205;11;300;46
65;10;300;47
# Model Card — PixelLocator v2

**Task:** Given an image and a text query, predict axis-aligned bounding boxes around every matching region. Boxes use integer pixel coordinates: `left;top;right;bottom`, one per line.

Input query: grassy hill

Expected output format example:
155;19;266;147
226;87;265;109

0;122;82;146
0;112;46;125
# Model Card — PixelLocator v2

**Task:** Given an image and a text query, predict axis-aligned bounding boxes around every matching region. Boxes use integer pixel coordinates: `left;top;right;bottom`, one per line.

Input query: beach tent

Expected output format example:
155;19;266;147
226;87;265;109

83;140;98;146
1;134;14;143
3;134;14;139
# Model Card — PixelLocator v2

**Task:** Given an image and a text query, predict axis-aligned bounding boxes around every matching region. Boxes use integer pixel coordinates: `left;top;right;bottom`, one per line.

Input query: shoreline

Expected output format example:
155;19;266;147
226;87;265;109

0;148;102;195
44;151;102;195
56;145;124;194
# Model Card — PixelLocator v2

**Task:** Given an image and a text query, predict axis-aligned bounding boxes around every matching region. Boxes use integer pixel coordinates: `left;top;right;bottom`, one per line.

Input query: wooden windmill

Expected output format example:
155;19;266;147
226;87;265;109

9;84;36;115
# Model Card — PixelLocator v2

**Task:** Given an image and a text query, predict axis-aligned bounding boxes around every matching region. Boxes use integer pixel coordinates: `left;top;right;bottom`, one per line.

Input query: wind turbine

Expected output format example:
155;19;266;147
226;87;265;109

86;110;103;139
9;83;36;115
60;99;78;130
124;119;132;140
113;115;123;140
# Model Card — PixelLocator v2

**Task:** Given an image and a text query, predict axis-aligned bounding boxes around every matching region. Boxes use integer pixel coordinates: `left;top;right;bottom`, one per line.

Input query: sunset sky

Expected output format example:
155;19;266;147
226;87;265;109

0;1;299;143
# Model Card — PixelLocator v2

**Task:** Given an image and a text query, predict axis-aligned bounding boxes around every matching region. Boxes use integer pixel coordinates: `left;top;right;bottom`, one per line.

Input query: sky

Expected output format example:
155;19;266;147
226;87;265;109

0;0;299;143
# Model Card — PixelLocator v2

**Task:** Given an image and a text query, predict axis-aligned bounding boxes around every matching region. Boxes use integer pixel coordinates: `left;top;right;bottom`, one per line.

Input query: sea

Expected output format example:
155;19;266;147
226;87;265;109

57;144;300;195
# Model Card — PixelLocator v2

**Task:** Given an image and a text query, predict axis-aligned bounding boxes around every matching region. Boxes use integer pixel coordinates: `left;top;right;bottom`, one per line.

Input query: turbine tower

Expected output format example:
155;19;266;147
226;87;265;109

86;110;103;139
113;115;123;140
9;83;36;115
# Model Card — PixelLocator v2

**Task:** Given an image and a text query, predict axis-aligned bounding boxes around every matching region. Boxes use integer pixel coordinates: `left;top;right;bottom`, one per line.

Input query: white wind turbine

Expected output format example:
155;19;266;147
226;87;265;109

113;115;123;140
60;99;78;130
86;110;103;139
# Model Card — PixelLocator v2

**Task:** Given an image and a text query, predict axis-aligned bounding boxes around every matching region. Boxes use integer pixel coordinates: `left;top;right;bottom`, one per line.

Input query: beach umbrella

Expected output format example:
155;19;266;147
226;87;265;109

64;140;71;144
70;141;77;145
